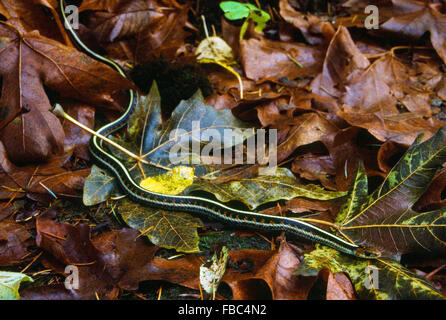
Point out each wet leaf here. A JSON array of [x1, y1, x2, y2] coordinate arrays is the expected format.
[[0, 22, 134, 164], [223, 241, 316, 299], [138, 89, 255, 175], [0, 218, 32, 266], [0, 0, 63, 41], [337, 128, 446, 257], [324, 269, 356, 300], [240, 38, 323, 82], [83, 0, 190, 63], [140, 166, 194, 195], [128, 81, 162, 146], [0, 271, 33, 300], [311, 26, 444, 145], [186, 167, 345, 210], [297, 246, 445, 300], [23, 217, 157, 300], [62, 101, 95, 161], [200, 246, 229, 298], [278, 0, 335, 45], [118, 199, 203, 253], [381, 1, 446, 65], [0, 141, 90, 201], [83, 165, 119, 206]]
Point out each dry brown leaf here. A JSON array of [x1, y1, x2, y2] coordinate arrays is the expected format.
[[23, 217, 157, 300], [382, 0, 446, 64], [0, 0, 63, 41], [0, 217, 32, 266], [0, 141, 90, 201], [240, 37, 323, 82], [0, 22, 135, 164], [223, 241, 315, 300], [279, 0, 335, 45], [323, 269, 357, 300], [83, 0, 190, 63]]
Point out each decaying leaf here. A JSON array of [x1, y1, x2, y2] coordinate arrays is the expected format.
[[22, 217, 158, 300], [83, 165, 119, 206], [336, 128, 446, 258], [0, 218, 32, 266], [200, 245, 229, 299], [381, 1, 446, 65], [297, 246, 445, 300], [81, 0, 191, 63], [4, 0, 446, 301], [187, 167, 345, 210], [0, 141, 90, 201], [118, 199, 203, 253], [0, 22, 134, 164]]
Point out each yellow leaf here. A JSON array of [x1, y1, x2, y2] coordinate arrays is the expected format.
[[196, 36, 235, 64], [139, 166, 195, 195]]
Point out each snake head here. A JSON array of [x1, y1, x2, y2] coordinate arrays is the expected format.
[[355, 245, 381, 259]]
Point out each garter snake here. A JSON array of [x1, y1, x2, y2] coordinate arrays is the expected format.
[[60, 0, 380, 259]]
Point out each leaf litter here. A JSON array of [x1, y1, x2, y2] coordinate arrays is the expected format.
[[1, 0, 446, 300]]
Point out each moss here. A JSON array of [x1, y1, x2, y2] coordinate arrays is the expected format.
[[130, 59, 212, 116]]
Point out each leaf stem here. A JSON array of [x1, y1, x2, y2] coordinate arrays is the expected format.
[[52, 104, 149, 165]]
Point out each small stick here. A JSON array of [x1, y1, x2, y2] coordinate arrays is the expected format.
[[52, 104, 149, 164]]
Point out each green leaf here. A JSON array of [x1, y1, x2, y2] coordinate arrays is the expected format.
[[83, 165, 119, 206], [139, 89, 255, 176], [0, 271, 33, 300], [118, 199, 203, 253], [219, 1, 270, 37], [338, 128, 446, 257], [220, 1, 251, 20], [247, 5, 271, 33], [296, 247, 445, 300], [186, 167, 346, 210], [335, 162, 369, 226], [128, 80, 162, 147]]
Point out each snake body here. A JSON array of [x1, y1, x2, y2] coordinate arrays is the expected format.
[[60, 0, 380, 259]]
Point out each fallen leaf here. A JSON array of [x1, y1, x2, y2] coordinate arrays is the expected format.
[[0, 141, 90, 201], [0, 218, 32, 266], [325, 270, 357, 300], [0, 22, 135, 163], [278, 0, 335, 45], [297, 246, 445, 300], [118, 198, 203, 253], [0, 271, 33, 300], [223, 241, 316, 299], [337, 130, 446, 257], [23, 217, 158, 299], [83, 0, 191, 63], [240, 37, 323, 82], [381, 0, 446, 65]]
